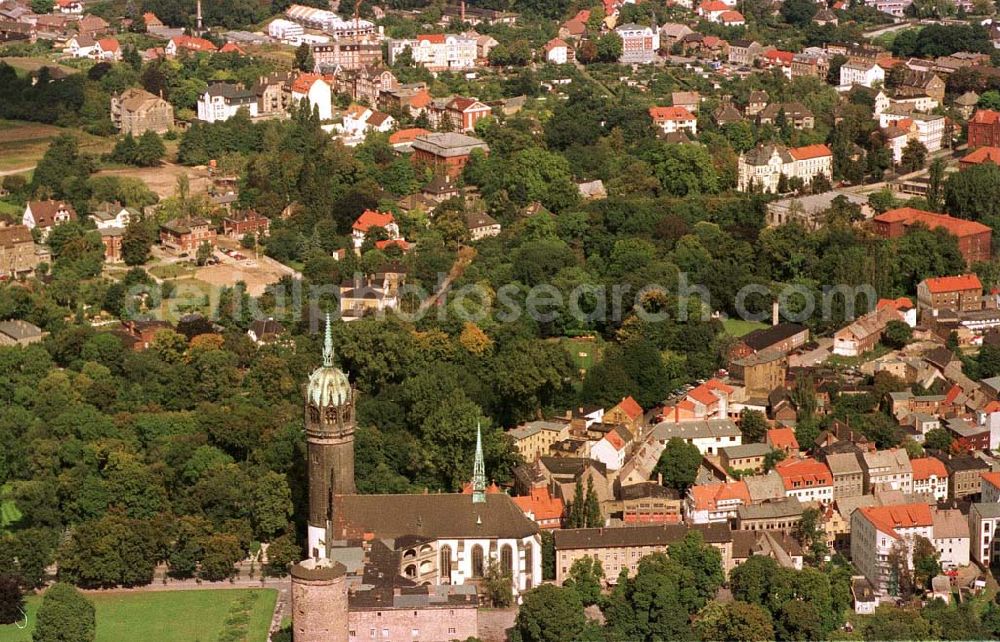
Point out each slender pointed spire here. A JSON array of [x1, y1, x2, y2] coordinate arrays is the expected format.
[[322, 312, 333, 367], [472, 421, 486, 504]]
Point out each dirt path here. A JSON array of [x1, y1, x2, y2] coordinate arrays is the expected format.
[[0, 165, 35, 176], [417, 245, 476, 315]]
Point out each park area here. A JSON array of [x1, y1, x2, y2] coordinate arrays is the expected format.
[[0, 589, 277, 642]]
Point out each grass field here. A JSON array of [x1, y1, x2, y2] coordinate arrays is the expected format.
[[0, 57, 77, 76], [561, 336, 602, 374], [0, 589, 277, 642], [0, 483, 20, 530], [0, 120, 113, 173], [721, 318, 768, 337]]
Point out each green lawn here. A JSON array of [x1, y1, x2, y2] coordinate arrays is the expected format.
[[561, 336, 602, 374], [721, 318, 767, 337], [0, 589, 277, 642], [0, 484, 21, 530], [148, 262, 197, 279], [0, 119, 113, 172]]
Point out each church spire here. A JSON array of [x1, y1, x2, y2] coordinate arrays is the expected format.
[[322, 312, 333, 368], [472, 421, 486, 504]]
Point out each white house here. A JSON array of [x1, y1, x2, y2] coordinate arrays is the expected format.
[[590, 431, 629, 471], [851, 503, 934, 595], [615, 23, 659, 64], [737, 143, 833, 193], [544, 38, 570, 64], [290, 73, 332, 121], [94, 38, 121, 62], [387, 34, 477, 71], [649, 106, 697, 136], [648, 418, 741, 456], [197, 83, 258, 123], [911, 457, 948, 502], [23, 200, 77, 241], [932, 508, 970, 571], [775, 458, 833, 504], [90, 205, 132, 231], [970, 502, 1000, 566], [64, 35, 98, 58], [685, 481, 750, 524], [56, 0, 83, 14], [351, 210, 400, 250], [267, 18, 305, 44], [840, 60, 885, 88]]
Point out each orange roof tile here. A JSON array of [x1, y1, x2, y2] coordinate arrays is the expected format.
[[219, 42, 245, 54], [615, 396, 643, 421], [910, 457, 947, 481], [417, 34, 446, 44], [689, 481, 750, 511], [512, 487, 564, 522], [291, 73, 323, 94], [705, 379, 734, 394], [763, 49, 794, 65], [766, 427, 799, 450], [97, 37, 119, 52], [875, 207, 992, 239], [944, 384, 962, 405], [857, 503, 933, 539], [775, 458, 832, 490], [982, 471, 1000, 488], [961, 146, 1000, 166], [171, 34, 216, 52], [389, 128, 430, 145], [877, 297, 913, 311], [375, 238, 411, 251], [353, 209, 395, 232], [984, 400, 1000, 413], [972, 109, 1000, 125], [720, 10, 744, 22], [789, 143, 832, 160], [922, 273, 982, 294], [604, 430, 626, 451], [649, 106, 696, 122], [699, 1, 730, 11]]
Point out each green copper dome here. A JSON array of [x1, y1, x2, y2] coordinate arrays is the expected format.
[[306, 314, 351, 408]]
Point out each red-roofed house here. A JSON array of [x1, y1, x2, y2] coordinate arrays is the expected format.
[[851, 503, 934, 594], [666, 378, 734, 421], [685, 481, 750, 523], [968, 109, 1000, 149], [775, 458, 833, 503], [877, 297, 916, 327], [389, 128, 430, 147], [512, 487, 564, 529], [544, 38, 572, 64], [916, 274, 982, 313], [352, 210, 400, 251], [591, 429, 631, 471], [57, 0, 83, 14], [766, 427, 799, 455], [290, 73, 332, 120], [697, 1, 730, 20], [23, 200, 77, 241], [143, 12, 162, 27], [166, 35, 217, 56], [649, 106, 697, 136], [873, 208, 991, 267], [95, 38, 121, 61], [606, 396, 644, 432], [960, 146, 1000, 170], [719, 10, 745, 25], [559, 10, 589, 39], [982, 471, 1000, 503], [441, 97, 491, 133], [219, 42, 245, 55], [912, 457, 948, 501]]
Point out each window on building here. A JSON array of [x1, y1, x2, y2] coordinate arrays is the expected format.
[[501, 544, 514, 577], [440, 545, 452, 583], [472, 544, 484, 578]]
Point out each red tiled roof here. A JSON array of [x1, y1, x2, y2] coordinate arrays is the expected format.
[[875, 207, 992, 238], [97, 37, 119, 52], [789, 143, 832, 160], [545, 38, 568, 51], [961, 146, 1000, 166], [699, 1, 729, 11], [984, 400, 1000, 413], [604, 431, 626, 451], [219, 42, 245, 54], [689, 481, 750, 511], [375, 238, 411, 251], [705, 379, 734, 394], [775, 458, 832, 490], [417, 34, 446, 44], [389, 128, 430, 145], [688, 385, 722, 406], [615, 396, 643, 421], [972, 109, 1000, 125], [763, 49, 794, 65], [720, 11, 744, 22], [512, 487, 564, 522], [171, 35, 216, 52], [449, 97, 486, 112], [944, 384, 962, 405], [353, 209, 395, 232], [922, 273, 982, 294], [858, 503, 932, 539], [877, 297, 913, 311], [982, 471, 1000, 489], [766, 427, 799, 450], [911, 457, 947, 481], [291, 73, 323, 94], [649, 106, 696, 122]]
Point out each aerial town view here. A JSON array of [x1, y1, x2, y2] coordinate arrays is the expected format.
[[10, 0, 1000, 640]]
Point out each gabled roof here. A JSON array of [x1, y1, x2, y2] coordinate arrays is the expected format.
[[961, 146, 1000, 166], [789, 144, 832, 160], [767, 427, 799, 451], [649, 106, 696, 122], [741, 322, 807, 352], [219, 42, 245, 55], [614, 396, 643, 421], [291, 72, 324, 94], [416, 33, 446, 44], [352, 210, 395, 232], [921, 273, 982, 294], [972, 109, 1000, 125], [877, 297, 913, 311], [689, 481, 750, 511], [911, 457, 947, 480], [699, 1, 729, 11], [981, 471, 1000, 489], [512, 487, 563, 522], [719, 11, 744, 23], [97, 37, 119, 52], [876, 207, 992, 238], [775, 458, 833, 490], [544, 37, 568, 51], [389, 128, 430, 145], [857, 503, 932, 539], [26, 200, 77, 228]]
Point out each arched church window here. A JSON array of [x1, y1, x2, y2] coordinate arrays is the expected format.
[[308, 406, 320, 423], [325, 406, 338, 422], [501, 545, 513, 577], [471, 545, 484, 578], [440, 545, 452, 583]]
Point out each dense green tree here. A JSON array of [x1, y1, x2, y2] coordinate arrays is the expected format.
[[694, 600, 775, 642], [863, 604, 934, 640], [655, 438, 702, 492], [563, 557, 604, 606], [944, 162, 1000, 222], [249, 471, 293, 541], [739, 408, 767, 443], [515, 585, 587, 642], [0, 574, 23, 625], [198, 533, 242, 581], [924, 428, 954, 452], [33, 583, 95, 642], [668, 530, 724, 601], [294, 42, 314, 71], [882, 320, 913, 349], [899, 140, 928, 173], [780, 0, 818, 26]]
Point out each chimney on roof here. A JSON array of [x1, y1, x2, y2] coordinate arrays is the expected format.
[[772, 300, 780, 326]]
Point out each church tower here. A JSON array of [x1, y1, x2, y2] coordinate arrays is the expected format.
[[305, 314, 356, 559]]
